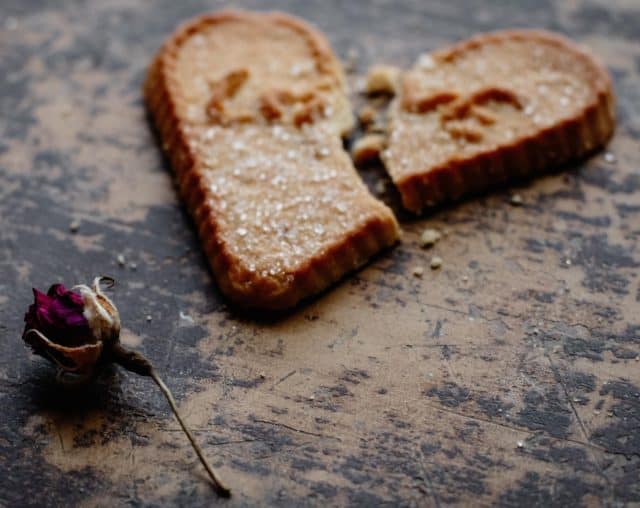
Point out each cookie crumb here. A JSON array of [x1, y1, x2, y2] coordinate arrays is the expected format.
[[510, 193, 523, 206], [367, 121, 387, 134], [430, 256, 443, 269], [69, 220, 80, 233], [411, 266, 424, 278], [352, 134, 386, 164], [516, 440, 524, 448], [358, 105, 377, 126], [117, 254, 126, 267], [365, 65, 400, 95], [419, 228, 441, 248], [146, 315, 152, 322], [462, 275, 469, 282]]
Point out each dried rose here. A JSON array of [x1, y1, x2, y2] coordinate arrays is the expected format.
[[23, 277, 120, 382], [22, 276, 230, 497]]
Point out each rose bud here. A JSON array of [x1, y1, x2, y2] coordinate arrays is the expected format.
[[23, 277, 120, 383], [22, 276, 230, 498]]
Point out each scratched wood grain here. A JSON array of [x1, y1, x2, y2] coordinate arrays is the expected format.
[[1, 0, 639, 506]]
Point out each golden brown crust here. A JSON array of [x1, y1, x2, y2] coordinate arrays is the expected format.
[[144, 10, 399, 310], [384, 30, 616, 213]]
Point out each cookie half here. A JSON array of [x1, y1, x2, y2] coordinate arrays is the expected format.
[[144, 10, 400, 310], [383, 30, 615, 213]]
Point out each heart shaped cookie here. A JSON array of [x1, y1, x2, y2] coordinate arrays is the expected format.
[[144, 10, 400, 310], [382, 30, 615, 212]]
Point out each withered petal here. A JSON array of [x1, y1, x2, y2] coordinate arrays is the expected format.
[[23, 329, 103, 375], [24, 285, 92, 347]]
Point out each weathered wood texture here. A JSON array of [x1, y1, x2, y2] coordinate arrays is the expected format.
[[1, 1, 639, 506]]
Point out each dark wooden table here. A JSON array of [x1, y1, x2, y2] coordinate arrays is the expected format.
[[1, 1, 639, 506]]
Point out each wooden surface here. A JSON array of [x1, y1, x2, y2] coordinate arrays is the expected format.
[[1, 1, 639, 506]]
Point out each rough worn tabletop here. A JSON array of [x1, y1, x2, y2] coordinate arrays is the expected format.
[[1, 0, 639, 506]]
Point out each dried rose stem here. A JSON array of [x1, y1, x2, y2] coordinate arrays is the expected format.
[[148, 369, 230, 497], [112, 345, 230, 497]]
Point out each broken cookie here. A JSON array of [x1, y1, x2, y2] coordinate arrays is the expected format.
[[144, 10, 399, 310], [383, 30, 615, 212]]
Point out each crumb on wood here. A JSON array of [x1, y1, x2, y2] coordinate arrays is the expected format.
[[419, 228, 441, 248], [412, 266, 424, 278], [117, 254, 126, 267], [430, 256, 442, 270], [510, 194, 523, 206], [352, 134, 386, 164], [69, 220, 80, 233], [365, 65, 401, 95]]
